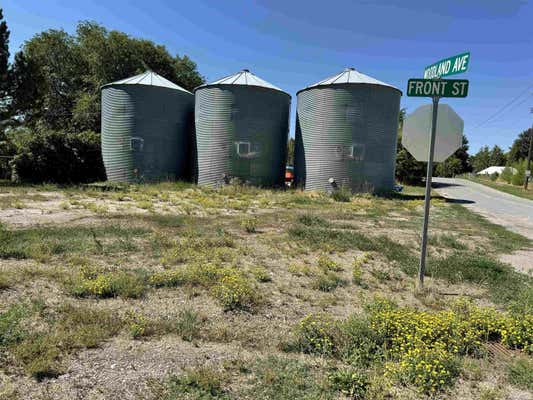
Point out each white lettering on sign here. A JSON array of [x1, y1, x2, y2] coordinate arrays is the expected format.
[[451, 54, 469, 74], [451, 81, 468, 96]]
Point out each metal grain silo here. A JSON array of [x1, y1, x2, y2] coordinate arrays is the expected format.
[[294, 68, 402, 192], [101, 71, 194, 182], [194, 69, 290, 187]]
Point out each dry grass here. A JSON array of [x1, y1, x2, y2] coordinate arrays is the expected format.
[[0, 181, 531, 399]]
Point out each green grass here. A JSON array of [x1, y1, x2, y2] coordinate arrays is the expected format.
[[427, 253, 532, 307], [465, 176, 533, 201], [288, 224, 415, 272], [507, 357, 533, 390], [157, 367, 231, 399], [11, 304, 123, 380], [248, 356, 333, 400], [0, 224, 150, 260]]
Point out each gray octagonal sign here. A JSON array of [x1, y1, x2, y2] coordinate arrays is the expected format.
[[402, 104, 464, 162]]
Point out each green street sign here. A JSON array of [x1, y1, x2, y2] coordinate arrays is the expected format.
[[407, 79, 469, 98], [424, 52, 470, 79]]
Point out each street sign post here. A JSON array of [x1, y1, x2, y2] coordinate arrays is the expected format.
[[424, 52, 470, 79], [407, 79, 469, 98], [405, 53, 469, 289]]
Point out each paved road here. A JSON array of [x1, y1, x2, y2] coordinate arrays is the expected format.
[[433, 178, 533, 273], [433, 178, 533, 240]]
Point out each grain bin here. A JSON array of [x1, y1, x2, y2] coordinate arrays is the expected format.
[[194, 69, 290, 187], [101, 71, 194, 182], [294, 68, 402, 192]]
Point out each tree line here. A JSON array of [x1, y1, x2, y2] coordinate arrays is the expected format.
[[0, 10, 204, 183], [394, 106, 532, 185]]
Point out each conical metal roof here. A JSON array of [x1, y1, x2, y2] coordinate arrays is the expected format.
[[298, 68, 401, 94], [102, 71, 191, 93], [196, 69, 288, 95]]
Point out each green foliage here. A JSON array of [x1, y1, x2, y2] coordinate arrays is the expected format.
[[427, 253, 532, 306], [212, 272, 258, 311], [0, 223, 147, 260], [289, 313, 338, 355], [12, 304, 123, 380], [241, 216, 258, 233], [328, 368, 369, 399], [501, 166, 514, 183], [175, 308, 203, 342], [10, 128, 105, 183], [435, 155, 463, 177], [163, 367, 230, 399], [0, 304, 29, 347], [250, 266, 271, 282], [72, 268, 147, 299], [249, 356, 332, 400], [508, 128, 532, 163], [511, 159, 526, 186], [296, 214, 329, 227], [507, 357, 533, 390], [395, 135, 425, 185], [471, 145, 491, 172], [312, 271, 347, 292], [489, 145, 507, 166], [489, 172, 498, 181], [331, 186, 351, 202]]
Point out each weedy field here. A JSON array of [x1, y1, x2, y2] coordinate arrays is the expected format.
[[0, 181, 532, 400]]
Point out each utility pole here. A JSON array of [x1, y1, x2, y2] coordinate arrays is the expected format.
[[525, 108, 533, 190]]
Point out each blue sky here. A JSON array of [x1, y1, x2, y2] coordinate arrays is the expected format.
[[3, 0, 533, 153]]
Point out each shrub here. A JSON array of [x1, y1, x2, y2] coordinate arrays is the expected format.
[[175, 308, 203, 342], [489, 172, 499, 181], [241, 217, 258, 233], [126, 311, 148, 339], [511, 160, 526, 186], [331, 186, 351, 202], [507, 357, 533, 390], [290, 313, 339, 355], [328, 368, 369, 399], [500, 166, 514, 183], [312, 271, 347, 292], [10, 128, 105, 184], [250, 266, 271, 282], [211, 273, 258, 311], [385, 346, 460, 394], [317, 255, 342, 272], [72, 270, 147, 299]]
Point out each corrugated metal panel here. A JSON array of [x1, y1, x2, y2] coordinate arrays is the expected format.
[[195, 73, 290, 187], [294, 76, 401, 193], [101, 77, 194, 182]]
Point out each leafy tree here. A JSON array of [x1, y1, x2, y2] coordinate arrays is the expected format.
[[435, 156, 463, 177], [395, 135, 425, 185], [470, 146, 491, 172], [0, 8, 8, 94], [10, 21, 205, 133], [5, 21, 205, 183], [287, 137, 295, 166], [10, 128, 105, 183], [508, 128, 533, 163], [454, 135, 471, 173], [489, 145, 506, 166]]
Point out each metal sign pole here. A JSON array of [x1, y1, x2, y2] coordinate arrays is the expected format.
[[418, 96, 439, 289]]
